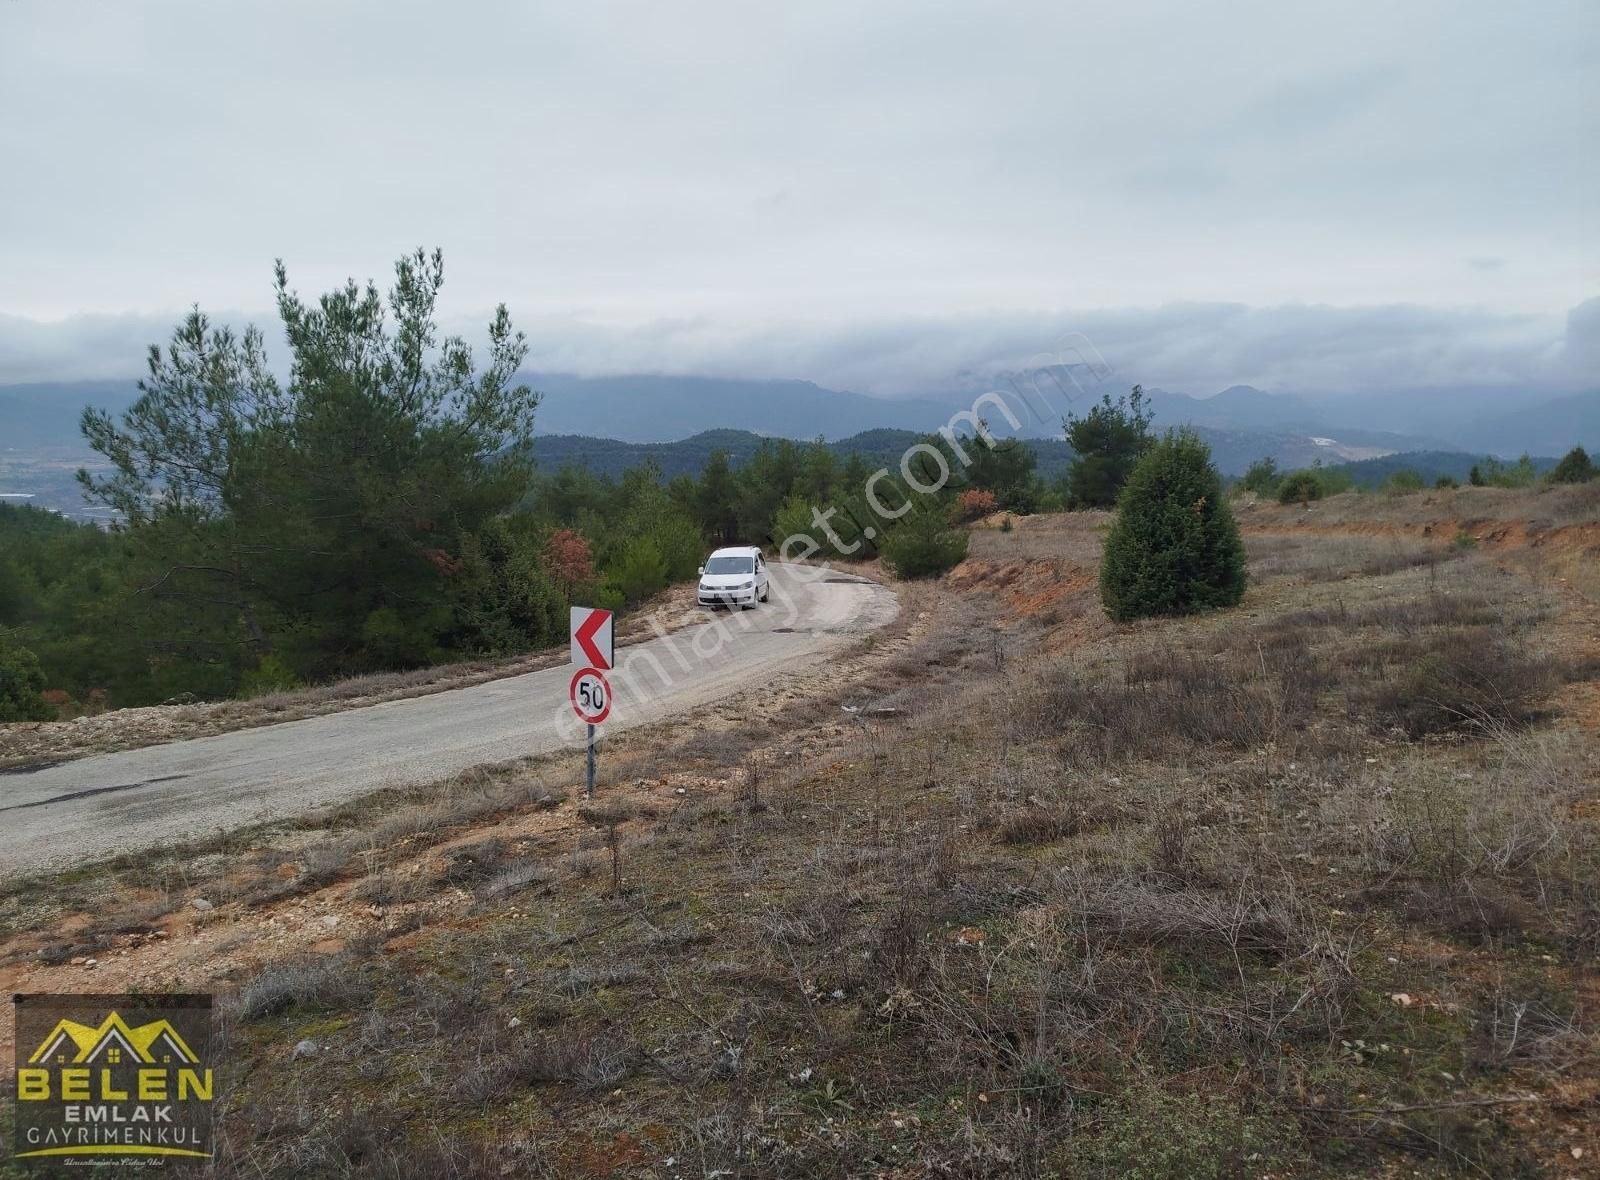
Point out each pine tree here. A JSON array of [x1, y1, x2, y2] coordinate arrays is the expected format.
[[1548, 446, 1596, 484], [1100, 429, 1246, 622], [879, 504, 969, 579], [1064, 384, 1154, 508]]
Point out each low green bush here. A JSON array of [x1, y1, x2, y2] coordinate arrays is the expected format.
[[1277, 471, 1323, 504], [0, 632, 54, 722], [879, 506, 969, 579]]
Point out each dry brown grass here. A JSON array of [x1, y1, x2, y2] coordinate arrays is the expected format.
[[1237, 480, 1600, 529], [5, 513, 1597, 1178]]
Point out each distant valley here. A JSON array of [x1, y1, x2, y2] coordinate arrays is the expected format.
[[2, 374, 1594, 514]]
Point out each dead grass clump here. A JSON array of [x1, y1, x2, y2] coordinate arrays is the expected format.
[[95, 898, 172, 935], [1363, 628, 1554, 737], [674, 727, 758, 768], [1035, 652, 1273, 764], [476, 858, 549, 901], [474, 1027, 633, 1094], [1068, 878, 1305, 958], [217, 1106, 525, 1180], [1246, 534, 1448, 584], [365, 773, 562, 850], [245, 842, 357, 906], [348, 869, 426, 907], [1073, 1088, 1285, 1180], [432, 837, 509, 887], [553, 963, 644, 995], [995, 804, 1081, 845], [238, 956, 371, 1021], [1402, 880, 1543, 945], [1347, 587, 1519, 630]]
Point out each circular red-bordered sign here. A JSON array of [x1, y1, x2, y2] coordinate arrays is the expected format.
[[570, 666, 612, 724]]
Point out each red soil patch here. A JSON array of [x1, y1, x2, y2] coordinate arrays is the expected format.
[[946, 558, 1096, 620]]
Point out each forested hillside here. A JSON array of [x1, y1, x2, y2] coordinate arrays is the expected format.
[[530, 428, 1077, 481], [0, 254, 1043, 714]]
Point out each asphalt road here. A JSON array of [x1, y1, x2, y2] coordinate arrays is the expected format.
[[0, 566, 898, 877]]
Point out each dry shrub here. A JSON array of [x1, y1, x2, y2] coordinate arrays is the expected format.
[[759, 892, 854, 950], [1361, 731, 1592, 944], [1149, 810, 1198, 883], [871, 900, 934, 987], [1067, 879, 1305, 956], [1469, 976, 1591, 1074], [457, 1027, 632, 1101], [476, 858, 548, 900], [1363, 628, 1554, 737], [432, 837, 508, 886], [996, 804, 1081, 845], [1402, 880, 1543, 944], [238, 956, 371, 1020], [1033, 651, 1274, 764]]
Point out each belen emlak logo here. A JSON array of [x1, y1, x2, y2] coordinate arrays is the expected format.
[[12, 994, 216, 1163]]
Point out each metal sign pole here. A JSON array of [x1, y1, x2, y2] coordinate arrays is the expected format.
[[586, 723, 596, 799]]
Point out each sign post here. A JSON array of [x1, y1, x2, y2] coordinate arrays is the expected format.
[[568, 608, 614, 799]]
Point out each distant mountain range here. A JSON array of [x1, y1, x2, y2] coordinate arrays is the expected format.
[[527, 428, 1553, 487], [0, 380, 140, 449], [512, 374, 1599, 466], [2, 375, 1595, 482], [529, 428, 933, 481], [524, 373, 955, 442]]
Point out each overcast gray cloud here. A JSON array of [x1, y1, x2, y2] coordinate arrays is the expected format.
[[1, 0, 1594, 395]]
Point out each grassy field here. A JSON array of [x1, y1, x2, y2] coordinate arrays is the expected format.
[[2, 488, 1597, 1178]]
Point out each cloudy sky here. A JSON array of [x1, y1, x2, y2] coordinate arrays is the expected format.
[[1, 0, 1595, 395]]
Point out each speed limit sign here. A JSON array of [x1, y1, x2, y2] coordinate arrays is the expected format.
[[569, 666, 612, 725]]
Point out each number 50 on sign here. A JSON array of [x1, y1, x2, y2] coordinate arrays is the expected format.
[[570, 667, 611, 724]]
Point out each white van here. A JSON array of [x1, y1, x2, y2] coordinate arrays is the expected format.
[[697, 546, 769, 609]]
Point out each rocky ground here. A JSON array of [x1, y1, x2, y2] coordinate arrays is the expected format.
[[1, 487, 1596, 1178]]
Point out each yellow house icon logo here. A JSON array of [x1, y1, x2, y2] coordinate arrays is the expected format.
[[28, 1011, 202, 1067], [14, 1000, 215, 1163]]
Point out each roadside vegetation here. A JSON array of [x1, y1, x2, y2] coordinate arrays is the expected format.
[[0, 256, 1034, 717], [6, 292, 1587, 725], [1, 485, 1595, 1177]]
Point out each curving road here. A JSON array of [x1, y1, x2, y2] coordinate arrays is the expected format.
[[0, 565, 898, 877]]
